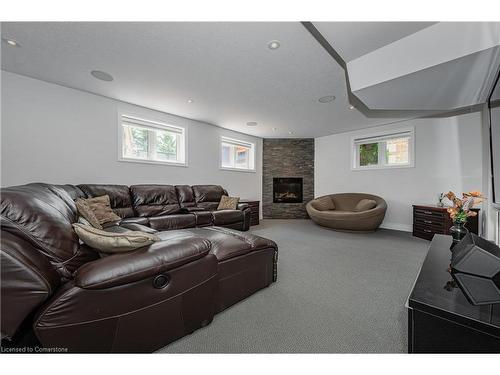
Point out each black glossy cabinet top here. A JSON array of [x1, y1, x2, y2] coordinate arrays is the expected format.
[[408, 235, 500, 336]]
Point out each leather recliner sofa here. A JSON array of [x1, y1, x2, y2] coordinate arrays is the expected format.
[[0, 183, 278, 353], [70, 183, 252, 231]]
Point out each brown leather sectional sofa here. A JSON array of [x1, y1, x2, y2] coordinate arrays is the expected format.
[[1, 183, 278, 353]]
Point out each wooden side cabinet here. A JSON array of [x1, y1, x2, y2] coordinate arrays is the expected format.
[[240, 200, 260, 226], [412, 204, 479, 241]]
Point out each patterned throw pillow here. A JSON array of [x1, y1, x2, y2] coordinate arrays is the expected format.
[[217, 196, 240, 210], [75, 195, 122, 229], [73, 223, 160, 253]]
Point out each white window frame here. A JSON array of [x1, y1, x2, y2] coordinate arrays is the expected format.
[[351, 126, 415, 170], [118, 113, 187, 167], [219, 136, 256, 173]]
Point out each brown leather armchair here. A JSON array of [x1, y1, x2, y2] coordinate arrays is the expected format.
[[1, 183, 277, 352]]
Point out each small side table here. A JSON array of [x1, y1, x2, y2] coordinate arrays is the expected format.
[[240, 200, 260, 226]]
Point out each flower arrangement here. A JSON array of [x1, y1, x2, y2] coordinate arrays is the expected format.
[[445, 191, 485, 223]]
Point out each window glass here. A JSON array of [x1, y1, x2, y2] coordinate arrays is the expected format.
[[120, 115, 185, 165]]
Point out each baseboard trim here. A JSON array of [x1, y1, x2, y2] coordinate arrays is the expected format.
[[380, 222, 412, 232]]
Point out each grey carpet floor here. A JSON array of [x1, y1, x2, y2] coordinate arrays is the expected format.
[[158, 219, 429, 353]]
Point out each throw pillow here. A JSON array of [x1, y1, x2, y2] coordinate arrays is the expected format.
[[217, 196, 240, 210], [311, 196, 335, 211], [353, 199, 377, 212], [72, 223, 160, 253], [76, 195, 121, 229]]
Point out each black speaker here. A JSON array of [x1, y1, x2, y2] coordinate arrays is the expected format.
[[451, 233, 500, 305]]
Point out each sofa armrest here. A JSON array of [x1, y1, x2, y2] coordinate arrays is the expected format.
[[237, 203, 249, 211], [1, 231, 61, 339], [238, 204, 252, 231], [74, 237, 211, 290]]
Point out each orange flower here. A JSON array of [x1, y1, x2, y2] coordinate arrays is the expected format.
[[465, 191, 483, 198], [445, 191, 456, 201], [444, 190, 483, 222]]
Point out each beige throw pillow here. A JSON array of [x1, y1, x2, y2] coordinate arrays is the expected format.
[[217, 196, 240, 210], [311, 196, 335, 211], [353, 199, 377, 212], [76, 195, 121, 229], [73, 223, 160, 253]]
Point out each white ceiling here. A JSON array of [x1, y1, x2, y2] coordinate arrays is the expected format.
[[1, 22, 408, 138], [313, 22, 437, 62]]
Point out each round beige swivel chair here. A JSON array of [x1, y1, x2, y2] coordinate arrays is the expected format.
[[306, 193, 387, 232]]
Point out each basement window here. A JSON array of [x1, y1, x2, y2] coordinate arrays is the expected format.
[[220, 137, 255, 172], [352, 127, 414, 170], [119, 115, 186, 166]]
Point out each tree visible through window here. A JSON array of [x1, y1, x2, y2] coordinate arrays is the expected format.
[[353, 129, 414, 169], [359, 142, 378, 166], [120, 115, 185, 165], [156, 132, 177, 161]]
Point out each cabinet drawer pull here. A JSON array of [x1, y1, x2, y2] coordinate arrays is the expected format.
[[424, 211, 433, 215], [424, 220, 432, 224], [424, 229, 432, 233]]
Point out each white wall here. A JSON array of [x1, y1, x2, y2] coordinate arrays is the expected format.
[[315, 112, 484, 232], [1, 72, 262, 203]]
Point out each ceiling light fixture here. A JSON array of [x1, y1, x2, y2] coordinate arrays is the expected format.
[[267, 40, 281, 50], [318, 95, 336, 103], [272, 127, 277, 132], [2, 38, 20, 47], [349, 105, 355, 110], [90, 70, 114, 82], [187, 99, 194, 103], [288, 131, 294, 135], [246, 121, 258, 127]]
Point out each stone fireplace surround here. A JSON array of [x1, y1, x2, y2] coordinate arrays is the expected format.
[[262, 138, 314, 219]]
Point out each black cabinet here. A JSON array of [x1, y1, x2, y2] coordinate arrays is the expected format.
[[407, 235, 500, 353]]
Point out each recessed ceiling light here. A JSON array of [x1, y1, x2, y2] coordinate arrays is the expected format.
[[288, 131, 294, 135], [349, 105, 355, 110], [246, 121, 258, 127], [187, 99, 194, 103], [318, 95, 336, 103], [90, 70, 114, 82], [2, 38, 20, 47], [267, 40, 281, 50], [272, 127, 278, 132]]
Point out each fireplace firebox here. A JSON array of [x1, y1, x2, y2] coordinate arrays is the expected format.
[[273, 177, 303, 203]]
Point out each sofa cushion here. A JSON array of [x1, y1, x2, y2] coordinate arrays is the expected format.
[[78, 184, 134, 218], [212, 210, 244, 225], [74, 233, 212, 289], [157, 227, 277, 262], [354, 199, 377, 212], [73, 223, 160, 254], [311, 196, 335, 211], [130, 185, 181, 217], [175, 185, 196, 208], [76, 195, 122, 229], [149, 214, 197, 231], [217, 196, 240, 210], [192, 185, 227, 210]]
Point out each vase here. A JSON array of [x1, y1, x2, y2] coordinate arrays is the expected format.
[[450, 221, 468, 249]]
